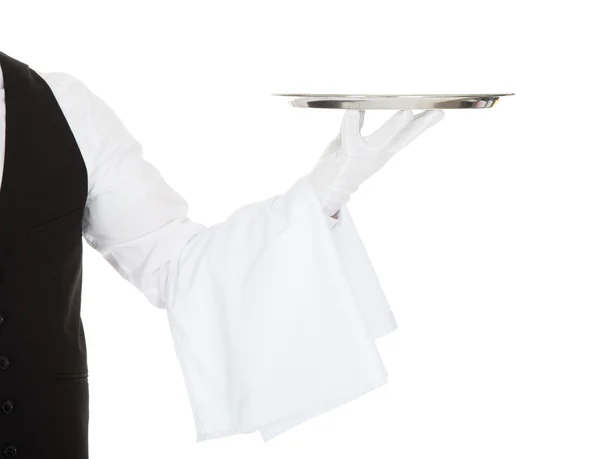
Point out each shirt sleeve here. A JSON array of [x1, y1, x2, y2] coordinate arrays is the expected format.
[[41, 70, 398, 441]]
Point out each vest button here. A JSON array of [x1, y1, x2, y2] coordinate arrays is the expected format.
[[2, 444, 17, 457], [0, 356, 9, 370], [1, 400, 13, 414], [0, 313, 4, 326]]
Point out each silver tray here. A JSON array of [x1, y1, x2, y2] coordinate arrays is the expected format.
[[273, 93, 514, 109]]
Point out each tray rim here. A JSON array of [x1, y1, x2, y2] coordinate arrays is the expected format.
[[272, 93, 515, 110], [272, 93, 515, 98]]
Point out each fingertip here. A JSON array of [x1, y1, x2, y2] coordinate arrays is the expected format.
[[387, 109, 413, 131], [395, 109, 414, 122], [413, 109, 444, 128], [427, 109, 445, 124], [342, 109, 365, 140], [343, 109, 362, 125]]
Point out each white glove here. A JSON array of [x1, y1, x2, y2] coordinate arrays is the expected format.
[[309, 109, 445, 217]]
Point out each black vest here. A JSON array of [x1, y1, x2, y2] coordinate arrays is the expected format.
[[0, 51, 90, 458]]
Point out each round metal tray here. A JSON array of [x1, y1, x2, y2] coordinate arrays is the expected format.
[[273, 93, 514, 109]]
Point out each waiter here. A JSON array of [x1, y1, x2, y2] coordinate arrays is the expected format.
[[0, 50, 443, 457]]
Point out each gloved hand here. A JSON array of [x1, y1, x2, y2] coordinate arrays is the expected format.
[[309, 109, 445, 217]]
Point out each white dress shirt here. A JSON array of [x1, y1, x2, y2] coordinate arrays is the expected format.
[[0, 65, 397, 441]]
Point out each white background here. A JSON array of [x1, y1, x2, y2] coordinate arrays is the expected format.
[[1, 1, 598, 458]]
